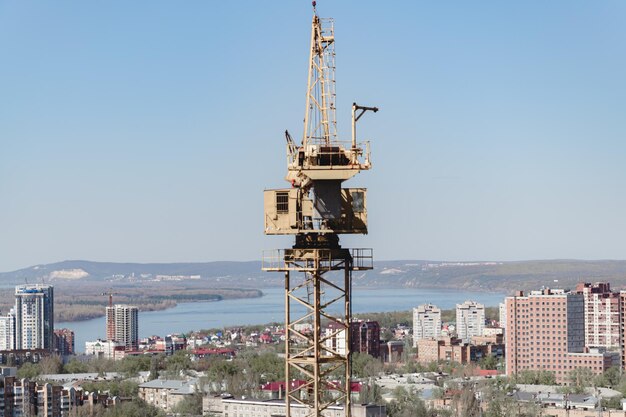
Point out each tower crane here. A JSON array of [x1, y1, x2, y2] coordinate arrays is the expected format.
[[101, 289, 120, 341], [101, 290, 120, 308], [263, 3, 378, 417]]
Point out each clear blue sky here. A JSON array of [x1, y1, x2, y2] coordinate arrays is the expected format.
[[1, 1, 625, 272]]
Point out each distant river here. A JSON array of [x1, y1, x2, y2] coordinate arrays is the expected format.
[[58, 287, 505, 353]]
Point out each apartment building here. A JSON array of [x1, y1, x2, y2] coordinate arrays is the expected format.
[[412, 304, 441, 346], [575, 282, 620, 349], [0, 376, 82, 416], [105, 305, 139, 350], [139, 378, 198, 412], [324, 320, 380, 358], [456, 301, 485, 343], [53, 329, 74, 356], [204, 395, 387, 417], [0, 310, 15, 351], [351, 321, 380, 358], [505, 289, 619, 384], [14, 285, 54, 351], [499, 302, 506, 329], [416, 335, 504, 364]]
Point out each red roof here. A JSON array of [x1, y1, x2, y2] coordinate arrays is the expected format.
[[476, 369, 499, 377], [325, 381, 362, 392]]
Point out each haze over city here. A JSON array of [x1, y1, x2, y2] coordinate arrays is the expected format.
[[2, 1, 626, 272]]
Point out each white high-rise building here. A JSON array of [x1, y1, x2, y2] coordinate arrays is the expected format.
[[499, 302, 507, 329], [106, 305, 139, 350], [0, 309, 16, 351], [456, 300, 485, 343], [15, 284, 54, 350], [412, 304, 441, 346]]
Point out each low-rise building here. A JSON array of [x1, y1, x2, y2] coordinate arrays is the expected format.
[[379, 340, 404, 363], [85, 339, 125, 360], [138, 378, 199, 412], [203, 395, 387, 417], [416, 336, 504, 364]]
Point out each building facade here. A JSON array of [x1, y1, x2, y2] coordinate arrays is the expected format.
[[85, 339, 125, 360], [413, 304, 441, 346], [575, 282, 620, 349], [0, 376, 83, 417], [14, 285, 54, 351], [505, 289, 619, 384], [456, 301, 484, 343], [105, 305, 139, 350], [53, 329, 75, 356], [323, 321, 380, 358], [350, 321, 380, 358], [139, 378, 198, 412], [499, 302, 507, 329], [0, 310, 16, 351], [204, 396, 386, 417]]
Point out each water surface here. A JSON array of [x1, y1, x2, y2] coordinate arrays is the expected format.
[[58, 286, 505, 352]]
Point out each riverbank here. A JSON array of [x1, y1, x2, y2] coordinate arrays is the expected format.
[[59, 286, 506, 352], [0, 286, 264, 323]]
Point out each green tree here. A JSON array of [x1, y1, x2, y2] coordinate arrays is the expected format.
[[166, 351, 192, 379], [568, 367, 594, 394], [450, 385, 480, 417], [17, 362, 40, 379], [515, 369, 555, 385], [352, 353, 383, 379], [595, 365, 621, 388], [64, 358, 89, 374], [483, 378, 518, 417], [247, 351, 284, 382], [118, 355, 152, 378], [602, 395, 623, 410], [149, 356, 160, 381], [387, 386, 434, 417], [479, 355, 498, 371], [39, 355, 63, 375], [358, 381, 382, 404]]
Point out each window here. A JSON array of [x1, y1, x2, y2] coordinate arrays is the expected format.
[[351, 191, 365, 213], [276, 192, 289, 213]]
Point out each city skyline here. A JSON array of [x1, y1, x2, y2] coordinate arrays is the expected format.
[[2, 1, 626, 272]]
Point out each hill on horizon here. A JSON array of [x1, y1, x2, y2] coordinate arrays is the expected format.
[[2, 259, 626, 295]]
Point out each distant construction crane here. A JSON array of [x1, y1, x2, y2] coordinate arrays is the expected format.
[[263, 3, 378, 417], [101, 289, 120, 341]]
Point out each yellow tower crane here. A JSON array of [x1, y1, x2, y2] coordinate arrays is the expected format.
[[263, 3, 378, 417]]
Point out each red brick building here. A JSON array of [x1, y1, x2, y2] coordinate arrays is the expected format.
[[53, 328, 75, 356], [505, 288, 619, 384]]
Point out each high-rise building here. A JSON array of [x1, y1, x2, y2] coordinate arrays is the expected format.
[[456, 301, 485, 343], [53, 328, 75, 356], [505, 288, 619, 384], [105, 305, 139, 350], [0, 309, 15, 351], [498, 302, 507, 329], [15, 285, 54, 351], [412, 304, 441, 346], [574, 282, 620, 349]]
